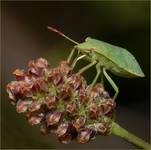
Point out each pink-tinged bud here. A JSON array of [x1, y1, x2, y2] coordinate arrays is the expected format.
[[78, 89, 87, 103], [13, 69, 26, 81], [88, 103, 99, 119], [28, 59, 35, 68], [16, 100, 32, 113], [106, 99, 115, 107], [94, 123, 107, 134], [100, 99, 115, 115], [58, 133, 72, 144], [90, 83, 104, 98], [59, 85, 71, 100], [77, 128, 95, 144], [40, 123, 50, 135], [68, 74, 82, 90], [27, 113, 45, 125], [35, 58, 49, 69], [28, 67, 40, 76], [20, 82, 33, 98], [73, 116, 86, 131], [102, 91, 110, 98], [28, 58, 48, 76], [48, 68, 62, 85], [56, 123, 69, 137], [6, 81, 22, 103], [28, 101, 42, 112], [56, 123, 76, 143], [28, 60, 40, 76], [46, 112, 62, 126], [66, 102, 77, 114], [23, 80, 41, 94], [34, 77, 48, 92], [44, 95, 57, 109], [30, 83, 40, 94], [59, 61, 71, 75]]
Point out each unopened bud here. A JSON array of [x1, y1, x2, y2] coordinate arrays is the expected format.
[[44, 95, 57, 109], [66, 102, 77, 114], [58, 133, 72, 144], [16, 100, 32, 113], [59, 61, 71, 75], [46, 112, 62, 126], [94, 123, 107, 134], [13, 69, 26, 81], [88, 103, 99, 119], [40, 123, 50, 135], [73, 116, 86, 131], [28, 101, 42, 112], [27, 113, 44, 125], [77, 128, 95, 144]]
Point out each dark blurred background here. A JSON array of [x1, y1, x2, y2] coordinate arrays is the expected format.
[[1, 1, 150, 149]]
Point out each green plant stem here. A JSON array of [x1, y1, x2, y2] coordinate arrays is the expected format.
[[111, 121, 151, 150]]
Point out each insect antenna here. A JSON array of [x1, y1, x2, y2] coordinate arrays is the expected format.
[[47, 26, 79, 45]]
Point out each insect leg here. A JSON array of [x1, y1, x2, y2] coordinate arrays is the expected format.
[[67, 48, 76, 63], [101, 67, 104, 85], [71, 54, 87, 69], [90, 62, 101, 88], [103, 68, 119, 100], [78, 61, 97, 74]]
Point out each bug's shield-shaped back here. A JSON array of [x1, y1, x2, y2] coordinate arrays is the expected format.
[[76, 37, 145, 78]]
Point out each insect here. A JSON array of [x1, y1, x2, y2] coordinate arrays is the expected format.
[[47, 26, 145, 100]]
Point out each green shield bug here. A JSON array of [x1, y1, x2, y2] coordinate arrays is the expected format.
[[48, 26, 145, 100]]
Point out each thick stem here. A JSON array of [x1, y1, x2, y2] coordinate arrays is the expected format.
[[111, 122, 150, 150]]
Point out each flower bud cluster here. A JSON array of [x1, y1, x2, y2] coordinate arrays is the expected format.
[[6, 58, 116, 144]]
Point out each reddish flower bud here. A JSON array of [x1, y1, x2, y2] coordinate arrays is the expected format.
[[56, 123, 69, 137], [28, 67, 40, 76], [100, 99, 115, 115], [59, 61, 71, 76], [68, 74, 83, 90], [102, 91, 110, 98], [40, 123, 50, 135], [77, 128, 95, 144], [56, 123, 76, 144], [44, 95, 57, 109], [90, 83, 104, 98], [28, 101, 42, 112], [48, 68, 62, 85], [27, 113, 45, 125], [66, 102, 77, 114], [59, 84, 71, 100], [94, 123, 107, 134], [58, 133, 72, 144], [28, 58, 48, 76], [6, 81, 22, 103], [16, 100, 32, 113], [34, 77, 48, 92], [88, 103, 99, 119], [13, 69, 26, 81], [46, 112, 62, 126], [78, 89, 87, 103], [106, 99, 115, 107], [73, 116, 86, 131], [28, 60, 41, 76], [20, 82, 34, 98], [35, 58, 49, 69]]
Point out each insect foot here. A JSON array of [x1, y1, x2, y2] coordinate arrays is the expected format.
[[6, 57, 116, 144]]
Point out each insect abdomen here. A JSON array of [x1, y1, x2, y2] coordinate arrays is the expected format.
[[94, 53, 137, 78], [85, 38, 145, 78]]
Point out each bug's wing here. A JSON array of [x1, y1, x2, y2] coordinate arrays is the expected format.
[[83, 37, 144, 77]]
